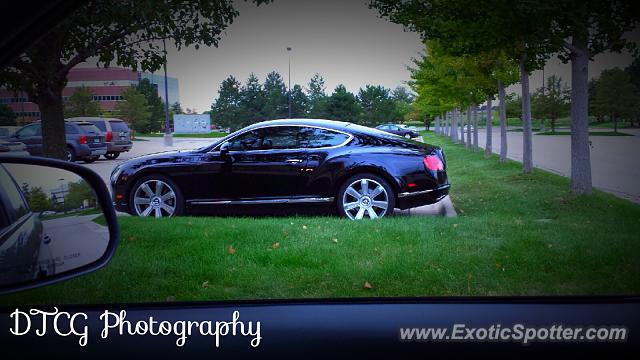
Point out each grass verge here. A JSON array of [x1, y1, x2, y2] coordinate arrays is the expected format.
[[2, 132, 639, 305]]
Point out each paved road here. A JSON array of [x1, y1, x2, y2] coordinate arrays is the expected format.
[[455, 128, 640, 203], [83, 136, 456, 217], [41, 214, 109, 274]]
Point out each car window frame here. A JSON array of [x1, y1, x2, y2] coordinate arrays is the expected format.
[[15, 124, 39, 138], [215, 124, 354, 153]]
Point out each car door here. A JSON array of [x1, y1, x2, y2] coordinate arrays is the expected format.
[[225, 126, 309, 200], [11, 124, 42, 155]]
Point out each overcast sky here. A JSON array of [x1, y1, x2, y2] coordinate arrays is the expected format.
[[90, 0, 638, 112]]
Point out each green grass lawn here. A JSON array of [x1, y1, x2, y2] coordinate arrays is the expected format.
[[2, 132, 639, 305], [137, 132, 227, 138]]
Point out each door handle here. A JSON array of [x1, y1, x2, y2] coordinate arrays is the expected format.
[[285, 159, 304, 164]]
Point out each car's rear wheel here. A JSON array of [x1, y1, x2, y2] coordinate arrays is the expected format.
[[65, 147, 76, 162], [404, 133, 412, 139], [130, 175, 184, 218], [337, 173, 395, 220], [104, 152, 120, 160]]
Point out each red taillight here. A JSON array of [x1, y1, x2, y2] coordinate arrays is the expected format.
[[423, 155, 444, 171], [79, 135, 87, 144], [106, 131, 113, 142]]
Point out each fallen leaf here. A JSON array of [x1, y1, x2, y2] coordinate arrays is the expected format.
[[272, 242, 281, 249], [283, 229, 289, 237], [302, 225, 308, 230], [547, 244, 553, 248], [363, 281, 373, 289], [453, 223, 459, 228], [331, 237, 338, 244], [166, 296, 175, 302], [227, 246, 236, 254], [202, 281, 209, 288], [128, 235, 135, 241]]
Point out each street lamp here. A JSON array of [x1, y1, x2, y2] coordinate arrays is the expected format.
[[287, 47, 292, 118], [163, 38, 173, 147]]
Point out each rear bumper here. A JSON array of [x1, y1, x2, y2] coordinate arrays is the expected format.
[[396, 184, 450, 210], [75, 144, 107, 158], [107, 142, 133, 152]]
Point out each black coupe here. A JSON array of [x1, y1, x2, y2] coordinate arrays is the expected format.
[[110, 119, 450, 220]]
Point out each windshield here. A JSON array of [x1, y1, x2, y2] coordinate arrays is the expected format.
[[0, 0, 639, 306]]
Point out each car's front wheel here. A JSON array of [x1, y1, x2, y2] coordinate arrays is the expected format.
[[337, 173, 395, 220], [130, 175, 184, 218], [65, 147, 76, 162]]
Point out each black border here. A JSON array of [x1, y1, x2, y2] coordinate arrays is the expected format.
[[0, 155, 119, 295]]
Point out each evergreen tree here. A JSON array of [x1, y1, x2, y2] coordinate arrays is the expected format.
[[211, 75, 242, 130], [325, 85, 362, 122], [263, 71, 288, 119]]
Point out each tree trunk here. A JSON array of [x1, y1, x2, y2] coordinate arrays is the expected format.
[[36, 88, 67, 160], [498, 80, 508, 162], [551, 117, 556, 133], [459, 109, 465, 146], [485, 99, 492, 157], [569, 32, 592, 194], [451, 108, 458, 142], [435, 115, 440, 134], [466, 106, 471, 148], [472, 106, 478, 150], [520, 53, 533, 173], [613, 114, 618, 133]]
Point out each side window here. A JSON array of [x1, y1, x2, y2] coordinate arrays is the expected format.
[[16, 124, 38, 137], [90, 121, 107, 131], [65, 123, 79, 134], [0, 165, 29, 223], [298, 127, 351, 149], [229, 130, 262, 151], [261, 127, 300, 150]]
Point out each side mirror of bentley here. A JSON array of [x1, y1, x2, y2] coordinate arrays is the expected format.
[[219, 141, 230, 155], [0, 156, 119, 294]]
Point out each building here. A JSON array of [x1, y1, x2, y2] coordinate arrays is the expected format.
[[0, 67, 180, 123]]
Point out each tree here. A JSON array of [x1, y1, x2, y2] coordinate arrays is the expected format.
[[532, 75, 570, 132], [371, 0, 560, 172], [211, 75, 242, 130], [505, 94, 522, 119], [63, 86, 102, 118], [115, 87, 151, 132], [170, 102, 183, 115], [0, 104, 17, 126], [65, 180, 95, 209], [0, 0, 269, 159], [238, 73, 266, 126], [290, 84, 308, 118], [551, 0, 639, 193], [592, 68, 639, 132], [358, 85, 395, 126], [307, 73, 328, 118], [27, 187, 51, 212], [325, 85, 362, 122], [263, 71, 288, 119], [134, 78, 165, 132]]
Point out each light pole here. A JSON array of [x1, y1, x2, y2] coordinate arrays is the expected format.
[[163, 38, 173, 147], [287, 47, 292, 118]]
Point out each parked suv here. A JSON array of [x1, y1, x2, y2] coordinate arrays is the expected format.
[[67, 117, 132, 160], [8, 121, 106, 163]]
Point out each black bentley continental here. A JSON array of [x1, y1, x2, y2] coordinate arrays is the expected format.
[[110, 119, 450, 220]]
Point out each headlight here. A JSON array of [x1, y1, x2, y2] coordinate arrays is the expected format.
[[110, 166, 123, 183]]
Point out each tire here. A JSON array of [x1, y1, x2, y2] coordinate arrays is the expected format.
[[104, 152, 120, 160], [83, 156, 99, 163], [337, 173, 395, 220], [129, 174, 184, 218], [404, 133, 412, 139], [65, 147, 76, 162]]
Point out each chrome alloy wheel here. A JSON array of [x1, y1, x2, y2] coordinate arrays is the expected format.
[[133, 179, 177, 218], [342, 178, 389, 220]]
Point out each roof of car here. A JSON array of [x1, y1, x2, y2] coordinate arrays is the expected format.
[[66, 117, 125, 122]]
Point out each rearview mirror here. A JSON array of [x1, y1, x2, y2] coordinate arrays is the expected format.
[[0, 157, 118, 294]]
